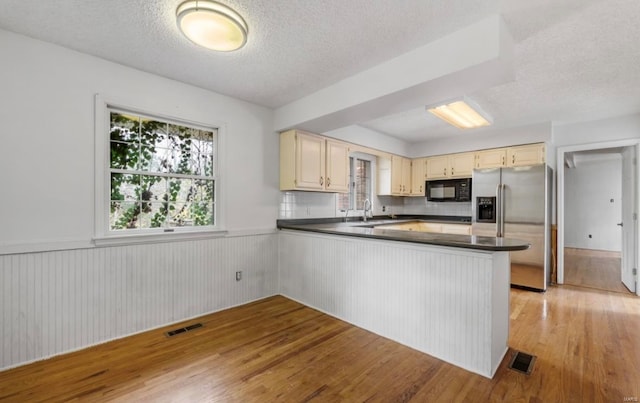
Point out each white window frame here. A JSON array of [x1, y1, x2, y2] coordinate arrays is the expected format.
[[93, 94, 226, 246], [338, 152, 376, 216]]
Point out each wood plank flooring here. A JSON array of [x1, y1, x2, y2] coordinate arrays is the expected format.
[[1, 287, 639, 402], [564, 247, 629, 293]]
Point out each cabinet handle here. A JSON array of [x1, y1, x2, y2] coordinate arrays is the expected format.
[[320, 176, 324, 186], [420, 185, 423, 192], [327, 177, 331, 187], [502, 155, 505, 165], [443, 168, 446, 175], [451, 168, 454, 176], [512, 155, 515, 164]]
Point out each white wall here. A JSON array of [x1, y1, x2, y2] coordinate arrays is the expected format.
[[324, 125, 409, 157], [553, 113, 640, 147], [564, 156, 622, 251], [0, 28, 279, 252], [0, 29, 280, 370]]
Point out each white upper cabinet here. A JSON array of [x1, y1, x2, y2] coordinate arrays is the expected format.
[[294, 131, 325, 190], [282, 128, 547, 196], [475, 144, 545, 169], [325, 140, 350, 192], [280, 130, 349, 192], [400, 157, 412, 195], [379, 154, 411, 196], [390, 155, 404, 195], [507, 143, 545, 167], [425, 155, 449, 180], [426, 153, 474, 180], [475, 148, 507, 169], [449, 152, 475, 178], [410, 158, 427, 196]]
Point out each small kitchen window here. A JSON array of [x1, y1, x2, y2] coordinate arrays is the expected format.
[[338, 154, 374, 213]]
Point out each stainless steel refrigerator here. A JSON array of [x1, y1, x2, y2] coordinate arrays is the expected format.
[[472, 165, 553, 291]]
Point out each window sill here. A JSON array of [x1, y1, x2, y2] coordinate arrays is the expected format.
[[93, 229, 228, 247]]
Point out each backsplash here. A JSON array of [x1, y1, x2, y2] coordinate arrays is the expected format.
[[279, 191, 337, 219], [279, 191, 470, 219]]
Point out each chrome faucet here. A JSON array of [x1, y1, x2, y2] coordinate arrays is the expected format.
[[363, 199, 372, 222]]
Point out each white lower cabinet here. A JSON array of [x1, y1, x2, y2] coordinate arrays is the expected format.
[[441, 224, 472, 235], [375, 221, 470, 235]]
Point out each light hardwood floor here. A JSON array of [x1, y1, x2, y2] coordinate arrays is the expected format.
[[1, 287, 639, 402], [564, 247, 629, 293]]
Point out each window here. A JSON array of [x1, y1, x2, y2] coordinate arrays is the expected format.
[[106, 109, 217, 233], [338, 155, 373, 211]]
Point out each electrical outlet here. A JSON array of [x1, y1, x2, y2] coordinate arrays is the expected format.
[[235, 271, 242, 281], [382, 205, 386, 212]]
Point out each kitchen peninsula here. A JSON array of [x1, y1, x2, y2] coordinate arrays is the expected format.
[[277, 218, 529, 378]]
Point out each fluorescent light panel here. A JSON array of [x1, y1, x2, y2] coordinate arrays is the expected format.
[[427, 97, 492, 129]]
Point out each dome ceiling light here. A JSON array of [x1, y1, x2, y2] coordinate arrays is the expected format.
[[176, 0, 248, 52]]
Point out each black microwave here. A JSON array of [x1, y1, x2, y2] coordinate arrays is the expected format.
[[425, 178, 472, 202]]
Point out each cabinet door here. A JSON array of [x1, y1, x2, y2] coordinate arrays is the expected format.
[[390, 155, 404, 195], [449, 152, 474, 178], [418, 222, 443, 233], [325, 140, 350, 192], [507, 144, 545, 167], [441, 224, 472, 235], [295, 132, 326, 190], [377, 155, 392, 196], [475, 148, 506, 169], [401, 157, 412, 195], [426, 155, 449, 180], [410, 158, 427, 196], [379, 222, 423, 231]]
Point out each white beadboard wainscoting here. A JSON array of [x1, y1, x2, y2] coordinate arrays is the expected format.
[[278, 230, 510, 378], [0, 233, 278, 371]]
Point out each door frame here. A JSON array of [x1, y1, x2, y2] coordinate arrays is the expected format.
[[556, 138, 640, 295]]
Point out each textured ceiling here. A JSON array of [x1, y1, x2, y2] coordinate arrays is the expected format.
[[1, 0, 639, 143]]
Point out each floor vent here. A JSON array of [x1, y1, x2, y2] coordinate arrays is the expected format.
[[508, 351, 536, 375], [166, 323, 203, 337]]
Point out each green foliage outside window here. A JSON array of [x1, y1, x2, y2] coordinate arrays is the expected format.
[[109, 112, 216, 230]]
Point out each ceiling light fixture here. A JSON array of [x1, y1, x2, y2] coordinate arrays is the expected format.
[[176, 0, 248, 52], [426, 96, 492, 129]]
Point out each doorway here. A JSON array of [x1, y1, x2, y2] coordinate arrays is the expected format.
[[557, 141, 639, 295], [563, 148, 627, 292]]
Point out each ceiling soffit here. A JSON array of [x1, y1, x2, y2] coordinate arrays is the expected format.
[[274, 15, 514, 135]]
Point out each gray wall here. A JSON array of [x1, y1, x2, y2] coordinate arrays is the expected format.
[[564, 156, 622, 251]]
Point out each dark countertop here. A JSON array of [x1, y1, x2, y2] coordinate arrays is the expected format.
[[277, 216, 530, 252], [278, 214, 471, 226]]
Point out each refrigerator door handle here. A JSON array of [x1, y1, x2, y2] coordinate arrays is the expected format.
[[496, 184, 502, 237], [500, 183, 507, 236]]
